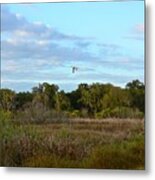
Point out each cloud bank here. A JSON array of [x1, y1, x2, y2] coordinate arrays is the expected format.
[[1, 5, 144, 92]]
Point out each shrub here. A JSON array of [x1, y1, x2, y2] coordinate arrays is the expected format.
[[80, 108, 89, 118], [95, 108, 109, 119], [14, 104, 69, 124], [83, 134, 144, 169], [69, 110, 81, 118], [0, 110, 40, 166], [96, 107, 144, 119]]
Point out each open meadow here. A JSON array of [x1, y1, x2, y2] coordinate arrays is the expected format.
[[0, 116, 144, 169]]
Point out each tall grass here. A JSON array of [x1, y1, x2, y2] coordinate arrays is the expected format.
[[0, 110, 40, 166], [0, 110, 144, 169], [83, 134, 144, 169]]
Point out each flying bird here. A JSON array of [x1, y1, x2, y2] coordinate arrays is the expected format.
[[72, 66, 78, 73]]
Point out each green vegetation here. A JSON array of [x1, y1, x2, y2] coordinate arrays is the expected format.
[[0, 79, 145, 120], [0, 112, 144, 168], [0, 80, 145, 169]]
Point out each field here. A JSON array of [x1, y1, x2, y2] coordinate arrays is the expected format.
[[1, 0, 145, 170], [1, 117, 145, 169]]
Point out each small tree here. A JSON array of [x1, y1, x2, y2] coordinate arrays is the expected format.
[[0, 89, 16, 111], [126, 80, 145, 113]]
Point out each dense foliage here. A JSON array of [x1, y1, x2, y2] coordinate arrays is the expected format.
[[0, 79, 145, 121]]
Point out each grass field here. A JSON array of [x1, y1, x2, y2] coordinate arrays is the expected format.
[[0, 118, 145, 169]]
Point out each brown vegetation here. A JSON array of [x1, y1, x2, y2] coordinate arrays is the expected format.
[[0, 112, 144, 169]]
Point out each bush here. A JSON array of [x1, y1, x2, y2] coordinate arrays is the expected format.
[[69, 110, 81, 118], [0, 110, 14, 142], [0, 110, 13, 123], [96, 107, 144, 119], [0, 110, 40, 166], [95, 108, 111, 119], [83, 134, 144, 169], [80, 108, 89, 118], [14, 103, 69, 124]]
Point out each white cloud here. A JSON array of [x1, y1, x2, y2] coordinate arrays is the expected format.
[[1, 5, 144, 92], [2, 60, 19, 72], [1, 6, 27, 31], [1, 6, 86, 41], [1, 6, 96, 66]]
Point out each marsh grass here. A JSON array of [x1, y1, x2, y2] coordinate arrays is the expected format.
[[82, 134, 144, 169], [0, 114, 144, 169]]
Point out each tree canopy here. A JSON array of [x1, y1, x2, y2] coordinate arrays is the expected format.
[[0, 80, 145, 119]]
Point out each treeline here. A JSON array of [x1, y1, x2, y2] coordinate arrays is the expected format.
[[0, 79, 145, 122]]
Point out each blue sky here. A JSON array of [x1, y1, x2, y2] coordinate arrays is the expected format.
[[1, 1, 144, 92]]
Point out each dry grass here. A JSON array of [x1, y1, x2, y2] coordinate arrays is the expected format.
[[0, 118, 144, 169]]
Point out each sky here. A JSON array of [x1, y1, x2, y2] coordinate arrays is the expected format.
[[1, 0, 144, 92]]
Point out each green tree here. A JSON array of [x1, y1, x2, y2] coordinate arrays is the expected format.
[[57, 90, 70, 111], [66, 90, 81, 110], [126, 80, 145, 113], [14, 92, 33, 110], [102, 86, 130, 109], [0, 89, 16, 111], [78, 83, 107, 116], [32, 83, 59, 110]]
